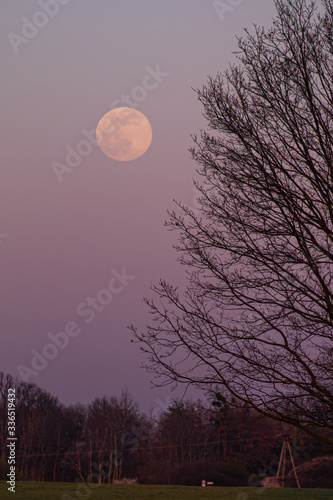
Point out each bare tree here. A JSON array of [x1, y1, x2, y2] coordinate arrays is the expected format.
[[130, 0, 333, 445], [83, 390, 141, 483]]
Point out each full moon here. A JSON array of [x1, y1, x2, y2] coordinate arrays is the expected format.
[[96, 107, 152, 161]]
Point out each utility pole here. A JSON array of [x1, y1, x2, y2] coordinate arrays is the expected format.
[[275, 434, 301, 488]]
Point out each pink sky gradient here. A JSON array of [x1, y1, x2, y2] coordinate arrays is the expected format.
[[1, 0, 276, 412]]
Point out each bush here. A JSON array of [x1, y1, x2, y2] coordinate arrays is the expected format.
[[286, 456, 333, 489]]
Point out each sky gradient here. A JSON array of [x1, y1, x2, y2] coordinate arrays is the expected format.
[[1, 0, 277, 414]]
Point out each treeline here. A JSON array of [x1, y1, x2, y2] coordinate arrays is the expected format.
[[0, 372, 332, 486]]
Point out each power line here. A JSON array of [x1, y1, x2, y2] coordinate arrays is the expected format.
[[14, 434, 278, 459]]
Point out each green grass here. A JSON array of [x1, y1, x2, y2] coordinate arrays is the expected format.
[[0, 482, 332, 500]]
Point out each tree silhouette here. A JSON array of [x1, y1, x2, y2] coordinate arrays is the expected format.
[[130, 0, 333, 445]]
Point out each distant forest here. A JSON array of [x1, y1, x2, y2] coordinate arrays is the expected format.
[[0, 372, 332, 487]]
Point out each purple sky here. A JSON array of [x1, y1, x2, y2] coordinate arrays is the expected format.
[[1, 0, 276, 414]]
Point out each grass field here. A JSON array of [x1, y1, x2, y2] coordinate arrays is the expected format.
[[0, 482, 333, 500]]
